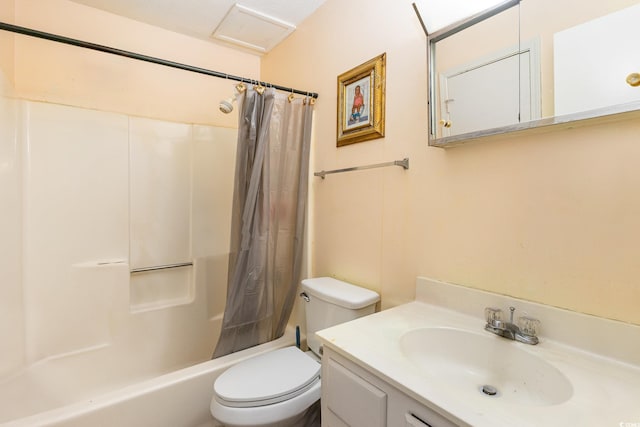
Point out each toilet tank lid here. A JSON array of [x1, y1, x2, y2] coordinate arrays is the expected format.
[[301, 277, 380, 309]]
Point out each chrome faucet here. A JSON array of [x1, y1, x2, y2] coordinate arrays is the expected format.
[[484, 306, 540, 345]]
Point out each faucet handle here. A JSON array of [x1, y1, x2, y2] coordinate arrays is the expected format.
[[517, 316, 541, 337], [484, 307, 503, 327]]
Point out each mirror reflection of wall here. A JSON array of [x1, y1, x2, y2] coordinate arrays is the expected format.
[[552, 2, 640, 116], [416, 0, 510, 33], [423, 0, 640, 144], [434, 4, 522, 138], [520, 0, 640, 119]]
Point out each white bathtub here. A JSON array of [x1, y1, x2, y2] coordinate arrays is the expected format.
[[0, 330, 295, 427]]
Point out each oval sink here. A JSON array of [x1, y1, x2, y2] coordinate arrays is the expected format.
[[399, 327, 573, 406]]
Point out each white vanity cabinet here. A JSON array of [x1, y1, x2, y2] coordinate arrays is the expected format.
[[317, 278, 640, 427], [321, 348, 459, 427]]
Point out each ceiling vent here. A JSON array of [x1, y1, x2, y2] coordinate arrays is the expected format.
[[212, 3, 296, 54]]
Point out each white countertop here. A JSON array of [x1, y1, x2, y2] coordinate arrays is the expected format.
[[316, 278, 640, 427]]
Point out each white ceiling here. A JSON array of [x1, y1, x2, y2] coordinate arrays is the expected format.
[[70, 0, 326, 54]]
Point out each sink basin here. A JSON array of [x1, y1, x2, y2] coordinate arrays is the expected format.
[[399, 327, 573, 406]]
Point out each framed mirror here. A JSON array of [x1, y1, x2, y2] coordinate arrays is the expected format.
[[415, 0, 640, 147]]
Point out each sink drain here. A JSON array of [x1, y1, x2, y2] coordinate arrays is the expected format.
[[481, 385, 498, 396]]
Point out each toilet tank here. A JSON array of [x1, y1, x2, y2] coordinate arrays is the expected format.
[[301, 277, 380, 356]]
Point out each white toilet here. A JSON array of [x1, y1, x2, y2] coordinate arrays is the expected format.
[[210, 277, 380, 427]]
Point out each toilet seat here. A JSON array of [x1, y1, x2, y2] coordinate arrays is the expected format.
[[210, 380, 321, 427], [214, 346, 320, 408]]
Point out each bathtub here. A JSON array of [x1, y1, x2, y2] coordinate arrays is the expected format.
[[0, 329, 295, 427]]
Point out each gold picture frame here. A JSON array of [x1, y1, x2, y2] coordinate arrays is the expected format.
[[337, 53, 386, 147]]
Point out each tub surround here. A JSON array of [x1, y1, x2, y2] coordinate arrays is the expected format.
[[0, 330, 295, 427], [0, 99, 236, 425], [317, 277, 640, 426]]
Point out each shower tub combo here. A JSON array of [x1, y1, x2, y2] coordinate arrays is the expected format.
[[0, 99, 290, 427]]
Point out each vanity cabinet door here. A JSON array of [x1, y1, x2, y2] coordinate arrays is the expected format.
[[323, 356, 387, 427], [322, 348, 459, 427]]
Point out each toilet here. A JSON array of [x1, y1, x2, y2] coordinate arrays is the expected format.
[[210, 277, 380, 427]]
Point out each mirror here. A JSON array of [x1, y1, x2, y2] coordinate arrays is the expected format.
[[417, 0, 640, 147]]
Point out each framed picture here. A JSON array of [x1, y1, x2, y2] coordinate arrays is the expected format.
[[337, 53, 386, 147]]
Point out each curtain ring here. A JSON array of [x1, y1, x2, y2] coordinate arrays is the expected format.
[[255, 80, 266, 95], [235, 77, 246, 93]]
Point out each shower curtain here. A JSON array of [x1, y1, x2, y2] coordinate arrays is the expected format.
[[213, 86, 313, 358]]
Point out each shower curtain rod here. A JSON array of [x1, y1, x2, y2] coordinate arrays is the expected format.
[[0, 21, 319, 99]]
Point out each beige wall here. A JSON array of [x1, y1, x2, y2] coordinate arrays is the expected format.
[[5, 0, 639, 331], [0, 0, 14, 92], [12, 0, 260, 126], [262, 0, 640, 325]]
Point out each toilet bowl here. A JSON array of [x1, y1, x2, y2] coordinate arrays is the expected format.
[[210, 346, 320, 427], [210, 277, 380, 427]]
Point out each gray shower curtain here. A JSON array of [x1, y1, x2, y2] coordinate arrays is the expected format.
[[213, 86, 314, 358]]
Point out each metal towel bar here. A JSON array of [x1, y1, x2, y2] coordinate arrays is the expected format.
[[130, 262, 193, 274], [314, 157, 409, 179]]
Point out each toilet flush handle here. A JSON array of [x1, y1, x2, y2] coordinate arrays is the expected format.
[[299, 291, 310, 302]]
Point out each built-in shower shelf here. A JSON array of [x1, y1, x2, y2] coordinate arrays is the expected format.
[[129, 263, 194, 313]]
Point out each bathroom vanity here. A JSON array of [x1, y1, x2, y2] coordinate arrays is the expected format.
[[317, 277, 640, 427], [322, 347, 457, 427]]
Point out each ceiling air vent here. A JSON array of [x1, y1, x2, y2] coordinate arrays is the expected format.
[[211, 3, 296, 54]]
